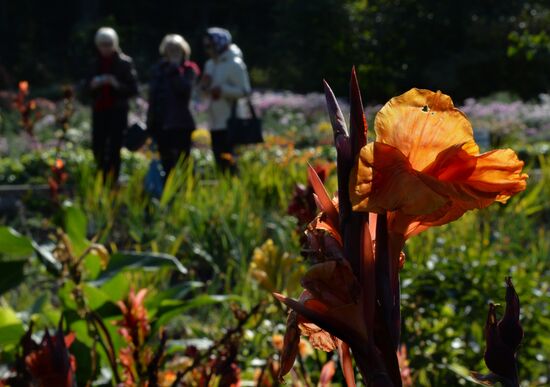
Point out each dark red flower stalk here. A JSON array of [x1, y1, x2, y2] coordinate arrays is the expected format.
[[13, 80, 40, 136], [275, 69, 401, 386], [48, 158, 69, 202], [276, 69, 526, 386]]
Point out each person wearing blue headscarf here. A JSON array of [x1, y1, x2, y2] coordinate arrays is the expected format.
[[200, 27, 251, 174]]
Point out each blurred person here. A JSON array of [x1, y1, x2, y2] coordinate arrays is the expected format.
[[200, 27, 251, 173], [147, 34, 200, 176], [87, 27, 138, 181]]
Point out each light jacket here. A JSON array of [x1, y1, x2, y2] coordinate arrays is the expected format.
[[203, 45, 251, 130]]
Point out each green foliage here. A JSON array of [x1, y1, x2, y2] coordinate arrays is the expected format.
[[0, 227, 33, 295], [401, 171, 550, 386], [0, 306, 24, 348]]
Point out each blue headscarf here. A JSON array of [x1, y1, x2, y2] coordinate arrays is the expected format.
[[206, 27, 232, 54]]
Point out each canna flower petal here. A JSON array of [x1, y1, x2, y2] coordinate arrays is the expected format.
[[374, 88, 477, 171], [350, 88, 528, 237]]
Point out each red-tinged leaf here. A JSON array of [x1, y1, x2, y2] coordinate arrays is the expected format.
[[324, 80, 353, 229], [308, 164, 339, 227], [319, 360, 337, 387], [323, 79, 349, 138], [360, 218, 376, 337], [369, 212, 377, 240], [272, 293, 366, 349], [498, 277, 523, 352], [484, 303, 519, 384], [278, 311, 300, 381], [301, 261, 360, 307], [349, 67, 367, 157], [338, 341, 356, 387]]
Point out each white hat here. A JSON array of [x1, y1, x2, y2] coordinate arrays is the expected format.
[[95, 27, 120, 51]]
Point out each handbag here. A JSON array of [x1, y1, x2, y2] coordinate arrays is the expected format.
[[144, 159, 164, 198], [227, 98, 263, 145], [124, 122, 149, 151]]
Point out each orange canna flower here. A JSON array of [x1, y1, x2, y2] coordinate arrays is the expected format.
[[350, 88, 528, 238]]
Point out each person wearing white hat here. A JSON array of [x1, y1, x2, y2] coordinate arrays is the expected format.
[[87, 27, 138, 181]]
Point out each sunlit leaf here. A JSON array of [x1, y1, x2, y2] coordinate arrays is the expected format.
[[153, 294, 240, 328], [93, 251, 187, 284], [0, 306, 25, 346], [0, 227, 33, 258]]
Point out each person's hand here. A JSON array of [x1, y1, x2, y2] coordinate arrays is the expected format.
[[210, 86, 222, 100], [200, 74, 212, 90], [90, 75, 105, 89], [105, 75, 120, 89]]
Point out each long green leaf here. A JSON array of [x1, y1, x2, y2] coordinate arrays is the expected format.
[[153, 294, 239, 328], [0, 227, 33, 258], [93, 251, 187, 284]]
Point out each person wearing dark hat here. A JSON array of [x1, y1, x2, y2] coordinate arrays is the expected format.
[[200, 27, 251, 174], [147, 34, 200, 176], [87, 27, 138, 182]]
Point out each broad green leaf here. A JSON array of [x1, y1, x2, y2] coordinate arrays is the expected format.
[[98, 273, 131, 302], [71, 339, 94, 386], [63, 201, 87, 243], [153, 294, 239, 328], [0, 260, 26, 295], [0, 227, 33, 258], [145, 281, 204, 311], [59, 282, 118, 315], [94, 251, 187, 284], [0, 306, 25, 346], [63, 201, 88, 255], [83, 251, 102, 280]]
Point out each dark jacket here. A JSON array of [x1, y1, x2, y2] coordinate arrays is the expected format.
[[147, 60, 199, 131], [86, 52, 138, 111]]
